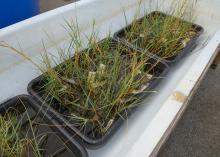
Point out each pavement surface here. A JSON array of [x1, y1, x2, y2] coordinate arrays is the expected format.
[[39, 0, 76, 12], [157, 64, 220, 157]]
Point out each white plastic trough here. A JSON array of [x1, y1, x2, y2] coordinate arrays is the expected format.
[[0, 0, 220, 156]]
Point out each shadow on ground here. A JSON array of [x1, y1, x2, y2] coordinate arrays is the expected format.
[[157, 65, 220, 157]]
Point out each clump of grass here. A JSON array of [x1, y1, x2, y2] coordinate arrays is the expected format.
[[0, 114, 27, 157], [120, 0, 199, 60], [36, 36, 160, 137], [0, 103, 66, 157], [0, 110, 42, 157]]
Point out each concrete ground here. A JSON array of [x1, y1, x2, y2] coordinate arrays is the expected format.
[[157, 64, 220, 157], [39, 1, 220, 156], [39, 0, 76, 12]]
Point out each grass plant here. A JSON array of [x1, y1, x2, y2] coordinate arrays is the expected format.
[[38, 36, 161, 137], [0, 100, 66, 157], [119, 0, 200, 60]]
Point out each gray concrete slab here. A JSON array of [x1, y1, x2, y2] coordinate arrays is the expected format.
[[157, 64, 220, 157], [39, 0, 76, 13]]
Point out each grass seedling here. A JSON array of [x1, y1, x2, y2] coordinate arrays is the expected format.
[[0, 100, 66, 157], [118, 0, 200, 60], [0, 108, 42, 157], [0, 113, 28, 157]]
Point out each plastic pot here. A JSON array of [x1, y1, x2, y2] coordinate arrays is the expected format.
[[27, 38, 169, 149]]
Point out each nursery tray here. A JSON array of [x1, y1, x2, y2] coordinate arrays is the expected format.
[[0, 95, 88, 157], [27, 38, 169, 149], [114, 11, 204, 64]]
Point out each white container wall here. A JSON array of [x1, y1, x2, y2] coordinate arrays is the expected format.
[[1, 0, 220, 157]]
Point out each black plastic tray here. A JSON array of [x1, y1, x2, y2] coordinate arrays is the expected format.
[[114, 11, 204, 65], [27, 38, 169, 149], [0, 95, 88, 157]]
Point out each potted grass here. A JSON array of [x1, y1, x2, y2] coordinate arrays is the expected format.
[[24, 36, 169, 148], [114, 2, 204, 64], [0, 95, 88, 157]]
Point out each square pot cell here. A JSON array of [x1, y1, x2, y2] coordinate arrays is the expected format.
[[114, 11, 204, 64], [27, 38, 169, 149]]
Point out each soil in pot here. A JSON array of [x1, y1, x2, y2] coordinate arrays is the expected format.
[[0, 96, 81, 157], [28, 38, 168, 147], [114, 11, 204, 63]]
